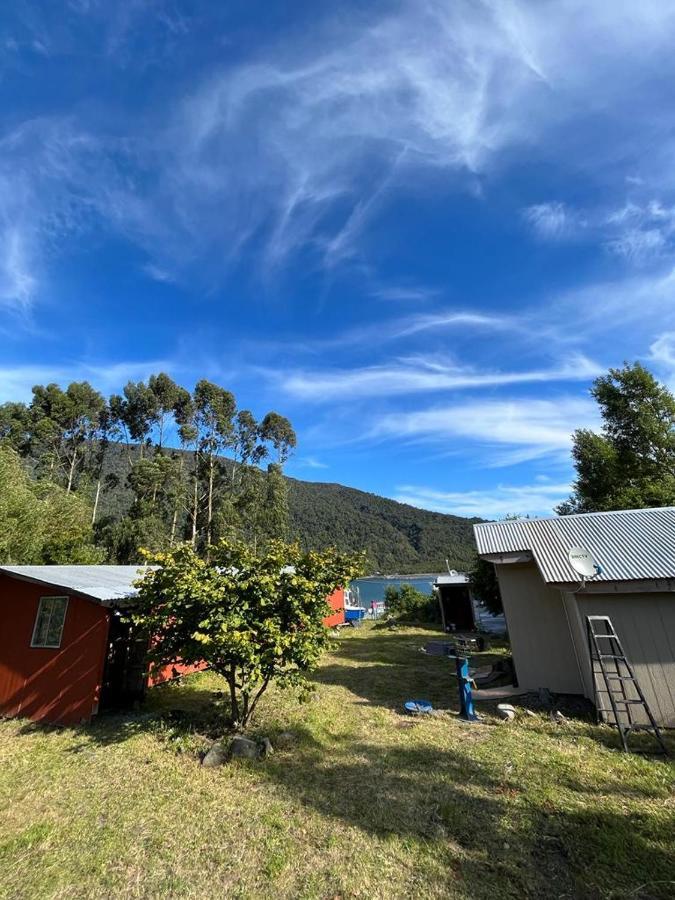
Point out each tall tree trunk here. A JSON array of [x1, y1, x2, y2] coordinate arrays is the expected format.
[[191, 476, 199, 547], [171, 452, 185, 546], [66, 451, 77, 493], [92, 478, 102, 525], [206, 454, 215, 547]]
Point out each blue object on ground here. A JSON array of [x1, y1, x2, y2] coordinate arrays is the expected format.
[[404, 700, 433, 714], [344, 606, 366, 622]]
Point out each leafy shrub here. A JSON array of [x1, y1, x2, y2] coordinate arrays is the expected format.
[[384, 584, 440, 623]]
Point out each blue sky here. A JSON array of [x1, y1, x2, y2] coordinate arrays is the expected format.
[[3, 1, 675, 519]]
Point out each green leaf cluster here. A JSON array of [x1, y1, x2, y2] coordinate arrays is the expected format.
[[384, 583, 440, 623], [0, 445, 102, 564], [560, 363, 675, 514], [132, 540, 363, 729]]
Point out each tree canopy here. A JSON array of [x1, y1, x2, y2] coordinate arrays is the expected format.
[[0, 445, 102, 564], [132, 540, 363, 729], [559, 363, 675, 514], [0, 371, 297, 564]]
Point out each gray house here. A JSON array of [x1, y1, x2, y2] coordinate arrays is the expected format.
[[474, 507, 675, 727]]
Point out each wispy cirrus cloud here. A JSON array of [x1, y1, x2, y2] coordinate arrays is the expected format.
[[523, 202, 581, 240], [370, 395, 598, 467], [0, 358, 173, 402], [523, 196, 675, 265], [368, 284, 442, 303], [394, 480, 571, 519], [293, 456, 329, 471], [5, 1, 675, 304], [277, 355, 601, 402]]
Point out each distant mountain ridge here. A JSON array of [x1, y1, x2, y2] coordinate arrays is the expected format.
[[97, 444, 480, 573], [286, 478, 480, 573]]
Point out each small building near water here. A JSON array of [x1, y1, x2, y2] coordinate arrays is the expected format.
[[0, 565, 347, 725], [474, 507, 675, 727], [434, 572, 506, 633]]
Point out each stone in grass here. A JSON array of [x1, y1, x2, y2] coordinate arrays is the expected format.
[[229, 735, 262, 760], [202, 742, 229, 768], [275, 731, 296, 748], [496, 703, 517, 721]]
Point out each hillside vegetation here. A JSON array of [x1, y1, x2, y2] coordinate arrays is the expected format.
[[287, 478, 479, 573], [96, 444, 478, 573], [1, 374, 478, 573]]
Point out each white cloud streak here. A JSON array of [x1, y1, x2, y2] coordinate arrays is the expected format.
[[0, 358, 172, 402], [393, 481, 570, 518], [278, 355, 601, 402], [370, 396, 598, 466]]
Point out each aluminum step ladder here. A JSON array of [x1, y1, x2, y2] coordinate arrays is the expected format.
[[586, 616, 668, 755]]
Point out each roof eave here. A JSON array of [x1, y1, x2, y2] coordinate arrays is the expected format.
[[478, 551, 534, 565]]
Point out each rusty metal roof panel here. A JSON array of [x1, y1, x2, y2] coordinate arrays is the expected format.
[[473, 507, 675, 584]]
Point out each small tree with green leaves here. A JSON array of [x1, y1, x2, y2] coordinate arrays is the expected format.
[[384, 583, 438, 622], [132, 540, 363, 730]]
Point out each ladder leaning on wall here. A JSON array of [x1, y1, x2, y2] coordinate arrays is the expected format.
[[585, 615, 668, 755]]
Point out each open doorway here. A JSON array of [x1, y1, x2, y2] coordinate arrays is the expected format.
[[99, 613, 148, 710], [437, 584, 475, 631]]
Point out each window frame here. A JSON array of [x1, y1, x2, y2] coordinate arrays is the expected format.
[[30, 596, 69, 649]]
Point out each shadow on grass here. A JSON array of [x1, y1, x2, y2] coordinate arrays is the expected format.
[[253, 727, 674, 899], [15, 676, 234, 752]]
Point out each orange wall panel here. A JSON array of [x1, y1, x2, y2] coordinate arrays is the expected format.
[[0, 574, 109, 725], [323, 587, 345, 628]]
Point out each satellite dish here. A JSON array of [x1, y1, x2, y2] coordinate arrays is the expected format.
[[568, 546, 599, 579]]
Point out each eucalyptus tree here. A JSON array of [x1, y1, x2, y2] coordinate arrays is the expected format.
[[193, 380, 236, 549], [29, 381, 106, 493], [109, 380, 158, 463], [148, 373, 188, 450], [259, 412, 297, 464], [174, 389, 200, 546]]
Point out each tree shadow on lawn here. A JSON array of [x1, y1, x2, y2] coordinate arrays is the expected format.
[[255, 728, 675, 899], [15, 676, 234, 752], [325, 630, 675, 759]]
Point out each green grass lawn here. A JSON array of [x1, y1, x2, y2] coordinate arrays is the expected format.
[[1, 624, 674, 899]]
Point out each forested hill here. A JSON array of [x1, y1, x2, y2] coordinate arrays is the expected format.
[[96, 444, 479, 573], [286, 479, 479, 573]]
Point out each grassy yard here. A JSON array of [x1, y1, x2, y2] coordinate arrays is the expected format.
[[1, 624, 674, 899]]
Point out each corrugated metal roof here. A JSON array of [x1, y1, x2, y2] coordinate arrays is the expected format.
[[473, 507, 675, 584], [0, 565, 153, 604]]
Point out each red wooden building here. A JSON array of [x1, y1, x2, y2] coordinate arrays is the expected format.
[[0, 565, 345, 725]]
